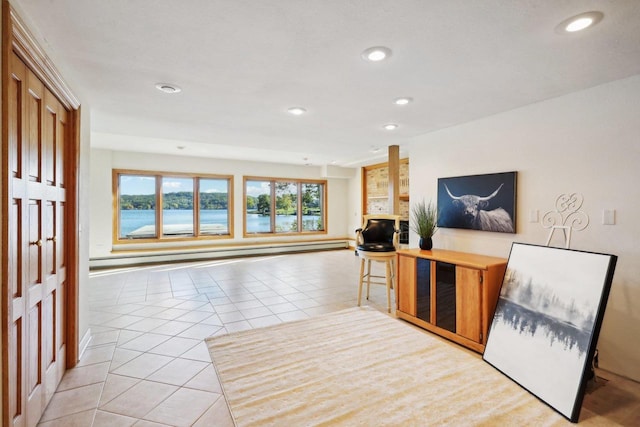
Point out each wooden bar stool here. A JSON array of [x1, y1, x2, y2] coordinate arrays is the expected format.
[[355, 214, 400, 313]]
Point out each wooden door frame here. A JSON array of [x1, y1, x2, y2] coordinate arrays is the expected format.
[[2, 1, 80, 423]]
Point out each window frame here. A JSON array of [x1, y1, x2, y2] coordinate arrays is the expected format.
[[243, 176, 327, 237], [113, 169, 234, 243]]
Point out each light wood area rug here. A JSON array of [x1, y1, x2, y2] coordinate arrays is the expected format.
[[205, 307, 622, 426]]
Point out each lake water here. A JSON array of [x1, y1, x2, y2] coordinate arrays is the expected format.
[[120, 209, 320, 237]]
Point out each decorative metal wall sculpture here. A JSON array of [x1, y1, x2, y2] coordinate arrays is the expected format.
[[542, 193, 589, 249]]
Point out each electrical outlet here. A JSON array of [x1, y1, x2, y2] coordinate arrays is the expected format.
[[529, 209, 539, 223]]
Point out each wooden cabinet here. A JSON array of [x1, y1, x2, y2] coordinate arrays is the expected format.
[[395, 249, 507, 353]]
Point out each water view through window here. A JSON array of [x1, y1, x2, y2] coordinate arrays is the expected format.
[[163, 177, 194, 236], [117, 172, 232, 240], [301, 183, 323, 231], [120, 209, 271, 237], [246, 180, 272, 233], [117, 172, 323, 240], [200, 178, 230, 235], [275, 182, 297, 232], [245, 178, 325, 234], [119, 175, 157, 239]]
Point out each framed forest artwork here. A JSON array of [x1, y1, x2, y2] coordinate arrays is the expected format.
[[483, 243, 617, 422]]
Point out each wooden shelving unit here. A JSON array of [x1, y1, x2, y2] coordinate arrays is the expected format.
[[395, 248, 507, 353], [362, 159, 409, 218]]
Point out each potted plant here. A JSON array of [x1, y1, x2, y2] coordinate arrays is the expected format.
[[410, 199, 438, 250]]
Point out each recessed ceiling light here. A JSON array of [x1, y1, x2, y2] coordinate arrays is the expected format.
[[287, 107, 307, 115], [394, 97, 413, 105], [362, 46, 392, 62], [155, 83, 181, 94], [557, 11, 603, 33], [383, 123, 398, 131]]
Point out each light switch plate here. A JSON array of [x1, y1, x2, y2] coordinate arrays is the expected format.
[[603, 209, 616, 225]]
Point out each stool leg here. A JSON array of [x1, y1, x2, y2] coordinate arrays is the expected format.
[[366, 260, 372, 300], [357, 257, 365, 306], [390, 258, 395, 290], [385, 259, 392, 313], [391, 257, 397, 309]]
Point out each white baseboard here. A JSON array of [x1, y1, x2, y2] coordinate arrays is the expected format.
[[78, 328, 92, 362], [90, 240, 349, 269]]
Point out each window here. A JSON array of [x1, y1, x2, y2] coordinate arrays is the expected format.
[[162, 176, 194, 236], [275, 182, 297, 232], [199, 178, 230, 235], [114, 170, 232, 242], [118, 174, 157, 239], [301, 182, 324, 231], [244, 177, 326, 235], [245, 180, 271, 234]]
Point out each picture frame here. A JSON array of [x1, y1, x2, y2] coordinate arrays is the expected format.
[[437, 171, 517, 233], [483, 243, 617, 422]]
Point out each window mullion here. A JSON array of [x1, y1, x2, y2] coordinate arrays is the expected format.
[[194, 178, 200, 237], [270, 180, 276, 233], [297, 183, 303, 232], [156, 175, 162, 239]]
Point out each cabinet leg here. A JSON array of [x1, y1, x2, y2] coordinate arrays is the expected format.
[[390, 258, 395, 290], [366, 260, 372, 300], [386, 260, 392, 313]]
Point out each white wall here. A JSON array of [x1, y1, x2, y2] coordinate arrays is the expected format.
[[347, 168, 363, 245], [89, 149, 354, 258], [77, 108, 92, 355], [408, 74, 640, 381]]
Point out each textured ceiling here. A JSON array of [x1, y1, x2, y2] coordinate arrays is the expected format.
[[12, 0, 640, 166]]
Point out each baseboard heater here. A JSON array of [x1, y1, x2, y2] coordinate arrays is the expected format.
[[89, 240, 349, 269]]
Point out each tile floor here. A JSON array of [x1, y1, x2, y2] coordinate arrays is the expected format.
[[38, 249, 390, 426], [37, 249, 640, 426]]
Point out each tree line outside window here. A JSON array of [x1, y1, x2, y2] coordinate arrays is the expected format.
[[244, 178, 326, 235]]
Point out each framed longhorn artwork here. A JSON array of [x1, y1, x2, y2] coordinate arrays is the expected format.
[[437, 171, 517, 233]]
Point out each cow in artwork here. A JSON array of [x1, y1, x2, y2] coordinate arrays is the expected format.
[[444, 183, 515, 232]]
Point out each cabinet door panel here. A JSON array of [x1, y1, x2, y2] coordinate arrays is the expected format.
[[397, 255, 416, 315], [416, 258, 431, 322], [435, 262, 456, 332], [456, 267, 482, 342]]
